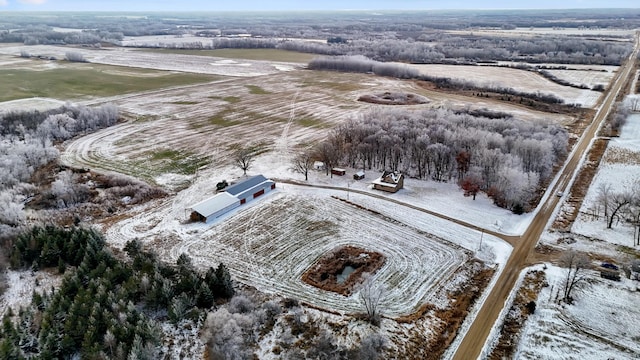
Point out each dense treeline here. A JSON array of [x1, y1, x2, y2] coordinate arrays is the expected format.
[[316, 108, 568, 212], [289, 35, 632, 65], [1, 226, 234, 359], [134, 33, 631, 66], [0, 26, 122, 45], [308, 55, 420, 79]]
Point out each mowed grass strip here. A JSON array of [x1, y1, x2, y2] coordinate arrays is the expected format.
[[143, 148, 210, 176], [245, 84, 271, 94], [137, 48, 315, 63], [0, 65, 220, 102]]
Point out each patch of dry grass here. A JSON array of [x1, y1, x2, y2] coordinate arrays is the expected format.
[[603, 147, 640, 165], [488, 270, 547, 360], [553, 138, 609, 230]]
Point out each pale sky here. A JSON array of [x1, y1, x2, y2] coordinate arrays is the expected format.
[[0, 0, 638, 11]]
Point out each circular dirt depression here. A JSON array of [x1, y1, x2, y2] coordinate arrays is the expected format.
[[302, 245, 386, 296]]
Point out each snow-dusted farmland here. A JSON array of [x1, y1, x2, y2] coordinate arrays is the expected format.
[[514, 264, 640, 359], [408, 64, 603, 107], [0, 45, 301, 77]]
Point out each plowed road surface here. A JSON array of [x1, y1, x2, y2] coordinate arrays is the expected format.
[[451, 32, 640, 360]]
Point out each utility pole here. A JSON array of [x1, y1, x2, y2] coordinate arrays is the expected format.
[[479, 229, 484, 252]]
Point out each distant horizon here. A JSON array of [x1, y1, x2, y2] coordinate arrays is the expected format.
[[0, 0, 639, 12]]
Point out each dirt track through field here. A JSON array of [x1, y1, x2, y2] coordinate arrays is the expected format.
[[450, 31, 640, 360]]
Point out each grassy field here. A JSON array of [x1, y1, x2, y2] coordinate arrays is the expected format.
[[0, 63, 221, 102], [136, 48, 315, 63]]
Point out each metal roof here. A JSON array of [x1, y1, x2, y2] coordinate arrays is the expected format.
[[225, 175, 270, 196], [191, 192, 239, 218]]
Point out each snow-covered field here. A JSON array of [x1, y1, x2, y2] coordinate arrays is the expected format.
[[514, 264, 640, 359], [0, 45, 301, 77], [0, 97, 67, 114], [545, 68, 614, 89], [408, 64, 604, 107], [510, 112, 640, 359]]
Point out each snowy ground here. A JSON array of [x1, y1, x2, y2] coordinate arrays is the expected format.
[[567, 113, 640, 250], [514, 264, 640, 359], [0, 270, 62, 316], [545, 68, 614, 89], [0, 97, 67, 114]]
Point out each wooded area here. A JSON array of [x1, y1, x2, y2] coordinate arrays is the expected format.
[[312, 108, 568, 212]]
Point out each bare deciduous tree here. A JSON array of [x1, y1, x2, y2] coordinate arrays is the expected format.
[[291, 151, 314, 181], [359, 274, 385, 326], [607, 191, 633, 229], [559, 250, 591, 304], [233, 147, 256, 176], [314, 141, 340, 177]]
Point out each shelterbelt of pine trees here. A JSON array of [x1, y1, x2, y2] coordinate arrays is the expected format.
[[0, 225, 234, 359]]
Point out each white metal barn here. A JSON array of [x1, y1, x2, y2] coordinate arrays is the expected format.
[[189, 175, 276, 223]]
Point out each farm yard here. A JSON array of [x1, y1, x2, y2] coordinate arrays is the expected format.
[[105, 190, 478, 317]]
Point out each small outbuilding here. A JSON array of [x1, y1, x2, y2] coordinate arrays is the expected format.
[[331, 168, 346, 176], [353, 171, 365, 180], [190, 192, 240, 223], [313, 161, 325, 171], [372, 170, 404, 193]]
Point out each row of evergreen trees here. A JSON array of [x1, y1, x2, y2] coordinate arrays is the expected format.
[[1, 226, 234, 359]]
